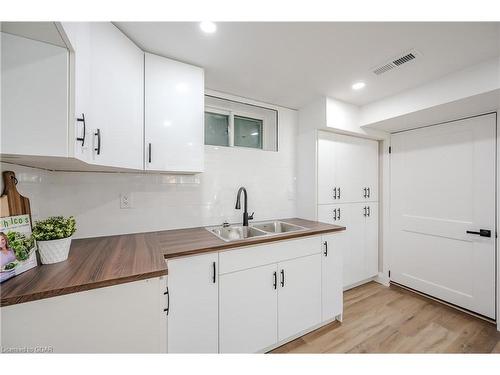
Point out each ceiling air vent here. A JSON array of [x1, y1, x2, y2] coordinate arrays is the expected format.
[[372, 50, 421, 75]]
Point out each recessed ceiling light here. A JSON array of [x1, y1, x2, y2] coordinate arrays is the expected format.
[[200, 21, 217, 34], [352, 81, 366, 90]]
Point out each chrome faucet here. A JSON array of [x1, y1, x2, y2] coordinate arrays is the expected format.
[[235, 187, 254, 226]]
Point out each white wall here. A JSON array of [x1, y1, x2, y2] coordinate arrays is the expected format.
[[360, 57, 500, 127], [0, 93, 298, 239]]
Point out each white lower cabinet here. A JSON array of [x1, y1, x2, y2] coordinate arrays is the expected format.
[[277, 254, 322, 341], [321, 234, 344, 321], [318, 203, 378, 288], [166, 252, 218, 353], [0, 277, 167, 353], [215, 235, 342, 353], [219, 263, 278, 353]]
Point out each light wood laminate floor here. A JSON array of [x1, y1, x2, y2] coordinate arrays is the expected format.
[[271, 282, 500, 353]]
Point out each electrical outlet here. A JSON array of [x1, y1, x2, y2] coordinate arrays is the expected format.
[[120, 193, 133, 209]]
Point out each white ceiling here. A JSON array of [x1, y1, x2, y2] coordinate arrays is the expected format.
[[116, 22, 500, 109]]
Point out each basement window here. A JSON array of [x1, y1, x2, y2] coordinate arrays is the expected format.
[[204, 95, 278, 151]]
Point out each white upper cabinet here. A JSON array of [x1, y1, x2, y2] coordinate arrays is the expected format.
[[1, 32, 69, 157], [145, 53, 204, 173], [317, 132, 379, 204], [62, 22, 144, 170]]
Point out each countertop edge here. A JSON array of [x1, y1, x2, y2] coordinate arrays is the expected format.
[[0, 270, 168, 308], [163, 226, 345, 259]]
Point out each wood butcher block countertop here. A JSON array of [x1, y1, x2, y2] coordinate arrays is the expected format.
[[0, 218, 344, 307]]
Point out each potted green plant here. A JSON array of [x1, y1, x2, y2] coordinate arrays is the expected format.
[[32, 216, 76, 264]]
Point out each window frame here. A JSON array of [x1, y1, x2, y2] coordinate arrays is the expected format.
[[204, 107, 231, 147], [205, 105, 266, 150], [233, 113, 264, 150]]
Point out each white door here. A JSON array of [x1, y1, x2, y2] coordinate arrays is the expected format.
[[277, 254, 322, 341], [62, 22, 144, 169], [391, 113, 496, 319], [321, 234, 343, 322], [1, 33, 69, 158], [167, 253, 218, 353], [144, 53, 204, 173], [219, 264, 278, 353]]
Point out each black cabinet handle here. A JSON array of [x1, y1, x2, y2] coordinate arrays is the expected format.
[[337, 187, 341, 200], [466, 229, 491, 238], [363, 206, 367, 217], [333, 187, 337, 200], [76, 113, 86, 146], [280, 269, 285, 288], [323, 241, 328, 257], [367, 206, 370, 217], [273, 271, 277, 289], [212, 261, 216, 283], [363, 187, 367, 198], [333, 208, 337, 221], [367, 187, 371, 198], [337, 208, 341, 220], [164, 287, 169, 315], [148, 143, 152, 163], [94, 129, 101, 155]]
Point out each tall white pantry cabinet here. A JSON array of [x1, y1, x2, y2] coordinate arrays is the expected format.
[[298, 130, 379, 288]]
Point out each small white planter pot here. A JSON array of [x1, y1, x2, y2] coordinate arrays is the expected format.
[[37, 236, 73, 264]]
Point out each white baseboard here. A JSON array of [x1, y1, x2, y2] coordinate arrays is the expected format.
[[374, 272, 390, 287], [343, 276, 377, 291]]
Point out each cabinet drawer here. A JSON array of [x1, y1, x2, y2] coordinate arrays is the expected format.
[[219, 236, 322, 275]]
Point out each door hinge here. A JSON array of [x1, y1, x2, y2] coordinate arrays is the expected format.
[[389, 146, 392, 154]]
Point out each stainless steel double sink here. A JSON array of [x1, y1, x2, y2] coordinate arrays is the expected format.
[[206, 221, 307, 242]]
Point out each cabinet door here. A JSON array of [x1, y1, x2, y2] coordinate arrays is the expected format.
[[1, 32, 69, 157], [145, 53, 204, 173], [321, 234, 344, 322], [277, 254, 322, 341], [333, 134, 366, 203], [61, 22, 92, 163], [365, 202, 379, 279], [1, 278, 166, 353], [317, 204, 353, 287], [317, 132, 336, 204], [62, 22, 144, 169], [362, 138, 379, 202], [347, 203, 368, 287], [219, 264, 278, 353], [167, 253, 218, 353]]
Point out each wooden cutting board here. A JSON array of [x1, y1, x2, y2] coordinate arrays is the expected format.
[[0, 171, 31, 219]]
